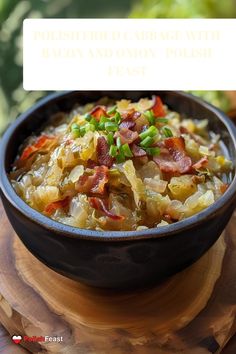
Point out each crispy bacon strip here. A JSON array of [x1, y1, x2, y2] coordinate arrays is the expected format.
[[20, 135, 55, 161], [87, 159, 98, 169], [165, 137, 186, 160], [154, 137, 192, 174], [90, 105, 108, 121], [96, 136, 114, 168], [179, 126, 189, 135], [89, 197, 124, 221], [121, 109, 141, 120], [130, 143, 147, 157], [192, 156, 208, 170], [154, 150, 180, 173], [119, 119, 136, 130], [119, 110, 141, 130], [76, 166, 109, 195], [114, 128, 139, 145], [44, 197, 70, 216], [151, 96, 165, 117], [220, 183, 229, 194]]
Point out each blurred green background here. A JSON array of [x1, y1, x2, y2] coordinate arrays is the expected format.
[[1, 0, 236, 134]]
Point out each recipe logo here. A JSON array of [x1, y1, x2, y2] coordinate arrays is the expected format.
[[11, 334, 63, 344]]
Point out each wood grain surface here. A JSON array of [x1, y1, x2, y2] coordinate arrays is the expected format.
[[0, 202, 236, 354]]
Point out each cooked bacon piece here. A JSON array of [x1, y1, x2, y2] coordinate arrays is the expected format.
[[90, 105, 108, 121], [179, 126, 189, 134], [175, 156, 192, 174], [138, 156, 149, 164], [87, 159, 98, 168], [151, 96, 165, 117], [20, 146, 37, 161], [76, 166, 108, 194], [154, 151, 181, 174], [164, 138, 192, 174], [119, 119, 136, 130], [88, 197, 124, 220], [96, 136, 114, 168], [165, 137, 186, 161], [220, 183, 229, 194], [119, 110, 141, 130], [44, 196, 70, 216], [20, 135, 56, 161], [130, 143, 147, 157], [192, 156, 208, 170], [114, 128, 139, 145], [121, 109, 141, 121], [154, 137, 192, 174]]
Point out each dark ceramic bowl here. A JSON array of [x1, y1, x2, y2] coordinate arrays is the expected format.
[[0, 91, 236, 289]]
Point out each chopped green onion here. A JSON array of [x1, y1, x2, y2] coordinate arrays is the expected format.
[[116, 136, 122, 148], [105, 122, 118, 132], [109, 145, 118, 157], [139, 126, 158, 140], [140, 136, 155, 148], [100, 116, 109, 122], [98, 122, 105, 130], [163, 127, 173, 137], [144, 110, 155, 125], [116, 151, 126, 163], [98, 116, 110, 130], [145, 147, 160, 156], [85, 123, 95, 132], [113, 112, 121, 124], [89, 117, 99, 128], [71, 123, 81, 137], [107, 105, 117, 115], [84, 113, 92, 122], [157, 118, 168, 124], [121, 143, 133, 157], [107, 132, 114, 145], [79, 125, 86, 136]]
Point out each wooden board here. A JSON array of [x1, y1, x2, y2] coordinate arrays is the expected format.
[[0, 202, 236, 354]]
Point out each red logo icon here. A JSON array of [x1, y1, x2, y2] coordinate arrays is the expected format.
[[12, 335, 22, 344]]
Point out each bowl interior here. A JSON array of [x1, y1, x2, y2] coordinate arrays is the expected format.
[[1, 91, 236, 240], [3, 91, 236, 175]]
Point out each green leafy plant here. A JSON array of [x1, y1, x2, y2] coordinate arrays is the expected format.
[[130, 0, 236, 18]]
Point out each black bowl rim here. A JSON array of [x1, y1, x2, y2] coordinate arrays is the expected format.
[[0, 90, 236, 242]]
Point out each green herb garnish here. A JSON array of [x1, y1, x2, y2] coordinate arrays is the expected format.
[[71, 123, 81, 137], [85, 123, 95, 132], [105, 121, 119, 132], [121, 143, 133, 157], [109, 144, 118, 157], [163, 127, 173, 137], [79, 125, 86, 137], [116, 136, 122, 148], [116, 151, 126, 163], [139, 126, 158, 140], [107, 105, 117, 115], [107, 132, 114, 145], [140, 136, 155, 148], [144, 110, 155, 125], [145, 147, 160, 156], [84, 113, 92, 122], [113, 112, 122, 124]]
